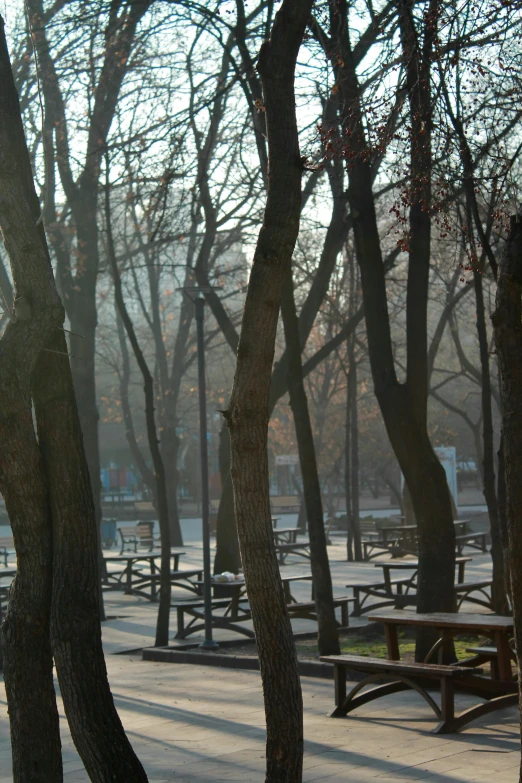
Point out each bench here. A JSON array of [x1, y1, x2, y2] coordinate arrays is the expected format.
[[320, 654, 483, 733], [118, 525, 154, 554], [0, 537, 14, 566], [463, 644, 516, 679], [173, 596, 252, 639], [348, 579, 415, 616], [455, 580, 493, 610], [274, 541, 311, 565], [455, 532, 488, 555], [287, 597, 355, 628]]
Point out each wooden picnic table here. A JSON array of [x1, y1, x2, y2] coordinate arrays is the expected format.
[[376, 556, 471, 595], [368, 610, 515, 680], [102, 550, 190, 600], [176, 574, 353, 639], [322, 609, 516, 733], [199, 572, 313, 605], [272, 527, 299, 545]]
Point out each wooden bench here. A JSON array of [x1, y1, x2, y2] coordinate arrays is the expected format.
[[348, 579, 415, 616], [463, 644, 516, 679], [455, 532, 488, 555], [173, 596, 252, 639], [287, 597, 355, 628], [320, 654, 484, 733], [118, 525, 154, 554], [455, 580, 493, 610], [0, 537, 14, 566]]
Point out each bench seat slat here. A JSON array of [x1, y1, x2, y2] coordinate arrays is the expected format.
[[320, 654, 482, 677]]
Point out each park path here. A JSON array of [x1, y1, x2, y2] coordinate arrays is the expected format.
[[0, 653, 518, 782]]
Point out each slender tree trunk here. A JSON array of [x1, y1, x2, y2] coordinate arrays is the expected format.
[[106, 180, 171, 648], [160, 426, 183, 546], [497, 437, 511, 596], [348, 338, 362, 560], [225, 4, 313, 779], [281, 276, 340, 656], [345, 375, 353, 562], [213, 425, 241, 575], [491, 213, 522, 779], [474, 269, 510, 613]]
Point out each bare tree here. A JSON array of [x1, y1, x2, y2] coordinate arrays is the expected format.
[[0, 17, 148, 781], [224, 1, 313, 779]]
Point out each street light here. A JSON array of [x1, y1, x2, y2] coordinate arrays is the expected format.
[[180, 286, 220, 651]]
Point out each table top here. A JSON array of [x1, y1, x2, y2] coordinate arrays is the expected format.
[[368, 611, 513, 632], [375, 556, 472, 570], [104, 549, 185, 562], [203, 573, 313, 588], [272, 527, 299, 535]]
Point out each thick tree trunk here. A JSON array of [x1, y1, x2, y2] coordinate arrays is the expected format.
[[0, 24, 148, 780], [34, 333, 149, 782], [329, 0, 455, 660], [281, 276, 340, 656], [225, 4, 312, 779], [491, 213, 522, 779], [474, 270, 510, 614], [0, 402, 62, 782]]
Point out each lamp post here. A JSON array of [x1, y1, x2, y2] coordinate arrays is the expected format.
[[181, 286, 219, 651]]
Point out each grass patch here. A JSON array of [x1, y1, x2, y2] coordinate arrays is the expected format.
[[293, 631, 485, 661]]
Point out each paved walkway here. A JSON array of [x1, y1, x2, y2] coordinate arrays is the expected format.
[[0, 536, 518, 781], [0, 654, 518, 782]]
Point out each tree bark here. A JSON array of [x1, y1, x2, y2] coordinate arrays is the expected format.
[[0, 21, 148, 780], [106, 179, 171, 648], [348, 340, 362, 560], [344, 375, 353, 561], [281, 275, 340, 656], [491, 213, 522, 779], [326, 0, 456, 660], [224, 3, 313, 779], [474, 269, 510, 614], [213, 426, 241, 575]]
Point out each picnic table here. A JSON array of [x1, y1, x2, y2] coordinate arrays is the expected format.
[[322, 610, 517, 734], [349, 557, 471, 616], [174, 574, 354, 639], [378, 556, 471, 595], [363, 520, 475, 560], [272, 527, 299, 545], [102, 550, 196, 600]]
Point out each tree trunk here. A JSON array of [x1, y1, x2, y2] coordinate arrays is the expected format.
[[344, 375, 353, 562], [106, 179, 171, 648], [474, 269, 510, 614], [0, 398, 62, 782], [160, 425, 183, 546], [329, 0, 456, 661], [0, 24, 148, 780], [348, 339, 362, 560], [497, 438, 511, 597], [213, 425, 241, 575], [225, 4, 312, 779], [491, 213, 522, 779], [281, 276, 340, 656]]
